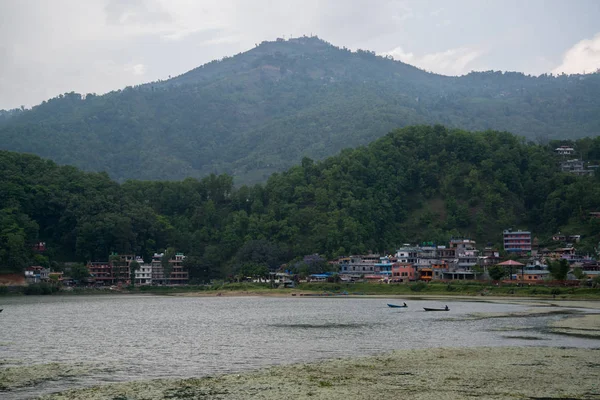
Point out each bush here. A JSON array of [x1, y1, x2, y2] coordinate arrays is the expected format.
[[23, 283, 59, 295], [410, 282, 427, 292]]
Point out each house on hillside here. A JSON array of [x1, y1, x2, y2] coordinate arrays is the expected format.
[[503, 229, 532, 255], [555, 146, 575, 156], [24, 266, 49, 283]]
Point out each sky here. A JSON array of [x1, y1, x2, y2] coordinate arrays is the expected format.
[[1, 0, 599, 109]]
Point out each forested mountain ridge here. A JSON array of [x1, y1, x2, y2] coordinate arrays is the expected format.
[[2, 126, 600, 279], [1, 36, 599, 183]]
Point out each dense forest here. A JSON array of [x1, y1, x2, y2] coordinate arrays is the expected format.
[[1, 37, 599, 184], [2, 125, 600, 281]]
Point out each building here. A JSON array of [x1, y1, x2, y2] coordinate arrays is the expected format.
[[169, 253, 189, 285], [151, 252, 189, 285], [339, 255, 379, 275], [395, 246, 419, 264], [391, 263, 415, 282], [24, 266, 49, 283], [135, 263, 153, 285], [87, 262, 112, 285], [560, 159, 594, 176], [555, 146, 575, 156], [503, 229, 532, 254], [375, 256, 394, 279], [151, 253, 166, 284]]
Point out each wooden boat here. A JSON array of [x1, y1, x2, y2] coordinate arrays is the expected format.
[[387, 303, 407, 308], [423, 306, 449, 312]]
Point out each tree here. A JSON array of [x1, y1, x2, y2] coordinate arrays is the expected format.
[[548, 259, 569, 281], [161, 248, 176, 280], [69, 263, 90, 283], [571, 267, 586, 280], [488, 265, 506, 281], [129, 260, 140, 286]]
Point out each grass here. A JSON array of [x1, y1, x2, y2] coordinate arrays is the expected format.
[[3, 280, 599, 299]]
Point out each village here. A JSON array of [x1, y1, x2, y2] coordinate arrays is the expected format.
[[22, 226, 600, 289]]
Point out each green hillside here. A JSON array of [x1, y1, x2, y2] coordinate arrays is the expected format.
[[0, 37, 599, 183], [2, 126, 599, 279]]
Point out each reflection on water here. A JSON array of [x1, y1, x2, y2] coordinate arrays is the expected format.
[[0, 295, 596, 399]]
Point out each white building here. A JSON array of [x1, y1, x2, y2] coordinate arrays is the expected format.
[[135, 263, 153, 285]]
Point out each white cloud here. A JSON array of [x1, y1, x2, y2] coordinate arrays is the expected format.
[[384, 46, 482, 75], [552, 32, 600, 74], [125, 63, 147, 76]]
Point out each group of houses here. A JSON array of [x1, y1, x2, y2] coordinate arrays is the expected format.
[[555, 145, 599, 176], [23, 226, 600, 287], [25, 252, 189, 286], [328, 228, 600, 284]]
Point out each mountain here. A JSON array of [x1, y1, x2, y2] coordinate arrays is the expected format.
[[2, 125, 600, 276], [1, 36, 600, 183]]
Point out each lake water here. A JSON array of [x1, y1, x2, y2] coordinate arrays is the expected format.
[[0, 295, 597, 399]]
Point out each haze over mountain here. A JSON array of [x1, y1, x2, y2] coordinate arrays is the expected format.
[[1, 36, 599, 183]]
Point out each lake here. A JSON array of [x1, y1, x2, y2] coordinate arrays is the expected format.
[[0, 295, 596, 399]]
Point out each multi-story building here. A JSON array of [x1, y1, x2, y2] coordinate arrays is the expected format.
[[24, 266, 49, 283], [169, 253, 189, 285], [503, 229, 532, 254], [555, 146, 575, 156], [87, 262, 112, 285], [110, 254, 137, 284], [339, 255, 379, 275], [151, 252, 189, 285], [395, 246, 419, 264], [135, 263, 153, 285], [375, 256, 394, 279], [391, 263, 415, 282], [560, 159, 594, 176], [437, 246, 456, 264], [151, 253, 166, 284]]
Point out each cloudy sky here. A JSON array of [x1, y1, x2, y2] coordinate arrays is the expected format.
[[1, 0, 599, 109]]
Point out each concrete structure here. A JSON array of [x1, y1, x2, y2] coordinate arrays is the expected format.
[[24, 266, 49, 283], [503, 229, 532, 254], [555, 146, 575, 156], [169, 253, 189, 285], [87, 262, 112, 285], [395, 246, 419, 264], [151, 252, 189, 285], [560, 159, 594, 176], [375, 256, 394, 279], [135, 263, 153, 285], [339, 255, 378, 275], [391, 263, 415, 282]]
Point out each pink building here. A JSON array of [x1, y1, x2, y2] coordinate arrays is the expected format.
[[391, 263, 416, 283]]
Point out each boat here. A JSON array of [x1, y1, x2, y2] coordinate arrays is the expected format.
[[387, 303, 407, 308], [423, 306, 449, 312]]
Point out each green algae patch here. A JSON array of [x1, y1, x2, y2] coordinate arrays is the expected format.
[[39, 347, 600, 400], [0, 362, 93, 391], [550, 314, 600, 339]]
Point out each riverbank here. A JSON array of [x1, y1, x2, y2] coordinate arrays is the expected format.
[[3, 281, 600, 299], [37, 346, 600, 400]]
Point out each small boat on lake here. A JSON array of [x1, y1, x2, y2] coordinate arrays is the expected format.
[[387, 303, 407, 308], [423, 306, 449, 312]]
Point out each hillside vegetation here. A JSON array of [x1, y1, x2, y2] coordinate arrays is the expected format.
[[1, 37, 599, 183], [2, 126, 600, 279]]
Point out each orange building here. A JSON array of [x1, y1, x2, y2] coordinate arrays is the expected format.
[[391, 263, 416, 282]]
